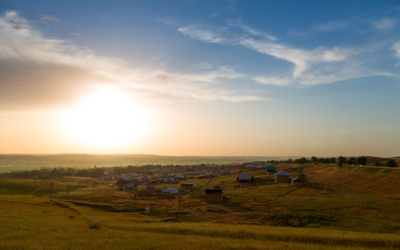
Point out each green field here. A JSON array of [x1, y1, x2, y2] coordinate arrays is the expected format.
[[1, 164, 400, 249]]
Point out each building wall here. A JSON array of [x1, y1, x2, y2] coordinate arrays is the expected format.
[[204, 194, 223, 202], [181, 186, 194, 191], [275, 175, 290, 183], [292, 181, 302, 187]]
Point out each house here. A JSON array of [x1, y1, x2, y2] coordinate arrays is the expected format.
[[138, 189, 154, 196], [125, 183, 138, 192], [103, 176, 113, 181], [141, 175, 150, 182], [165, 177, 176, 183], [222, 170, 231, 175], [181, 183, 195, 191], [204, 188, 223, 202], [292, 177, 303, 187], [275, 171, 290, 183], [204, 172, 213, 178], [116, 177, 129, 188], [237, 173, 251, 182], [266, 166, 276, 174], [146, 184, 155, 190], [174, 175, 186, 180], [161, 187, 179, 195]]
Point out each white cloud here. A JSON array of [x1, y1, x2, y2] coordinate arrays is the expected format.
[[253, 76, 291, 86], [392, 42, 400, 58], [178, 25, 224, 43], [0, 11, 266, 111], [372, 18, 396, 30]]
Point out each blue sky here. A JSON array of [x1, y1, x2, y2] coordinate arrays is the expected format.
[[0, 0, 399, 156]]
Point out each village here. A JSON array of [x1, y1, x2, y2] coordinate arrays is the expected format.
[[103, 163, 303, 203]]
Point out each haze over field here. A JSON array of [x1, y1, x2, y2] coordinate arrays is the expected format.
[[0, 0, 399, 157]]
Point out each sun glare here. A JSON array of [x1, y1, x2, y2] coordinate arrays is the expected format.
[[62, 86, 149, 149]]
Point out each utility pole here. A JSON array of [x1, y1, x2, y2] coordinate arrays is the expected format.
[[341, 182, 344, 198], [33, 178, 36, 199], [50, 182, 54, 202], [178, 196, 181, 214], [323, 181, 329, 194]]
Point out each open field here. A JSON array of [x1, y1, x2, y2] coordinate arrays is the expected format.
[[1, 164, 400, 249]]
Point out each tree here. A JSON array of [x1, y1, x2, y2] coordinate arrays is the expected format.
[[348, 157, 357, 165], [331, 157, 337, 164], [357, 156, 367, 166], [374, 162, 382, 166], [311, 156, 318, 163], [386, 159, 398, 167], [338, 156, 347, 164]]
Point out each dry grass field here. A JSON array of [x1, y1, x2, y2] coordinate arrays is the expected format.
[[1, 164, 400, 249]]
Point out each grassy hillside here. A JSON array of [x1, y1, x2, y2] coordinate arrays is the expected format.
[[1, 164, 400, 249]]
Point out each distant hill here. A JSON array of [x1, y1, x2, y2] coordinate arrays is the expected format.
[[0, 154, 293, 173]]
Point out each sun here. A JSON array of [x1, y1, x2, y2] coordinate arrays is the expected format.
[[62, 86, 149, 149]]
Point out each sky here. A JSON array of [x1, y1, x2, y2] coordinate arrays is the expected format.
[[0, 0, 399, 157]]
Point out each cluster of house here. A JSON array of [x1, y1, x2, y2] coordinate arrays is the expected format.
[[115, 175, 197, 196], [235, 166, 303, 187]]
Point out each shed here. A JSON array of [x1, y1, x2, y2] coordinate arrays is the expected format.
[[204, 188, 223, 202], [181, 183, 195, 191], [292, 177, 303, 187], [275, 171, 290, 183]]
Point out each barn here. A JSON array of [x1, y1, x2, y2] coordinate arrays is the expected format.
[[275, 171, 290, 183], [204, 188, 223, 202]]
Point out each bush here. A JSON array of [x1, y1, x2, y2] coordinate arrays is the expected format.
[[386, 159, 398, 167]]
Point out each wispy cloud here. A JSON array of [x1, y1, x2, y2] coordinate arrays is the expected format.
[[372, 18, 396, 30], [70, 32, 83, 36], [227, 19, 277, 41], [178, 19, 399, 86], [40, 14, 61, 22], [156, 16, 175, 25], [0, 11, 266, 111], [178, 25, 225, 43], [393, 42, 400, 58], [313, 20, 349, 32]]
